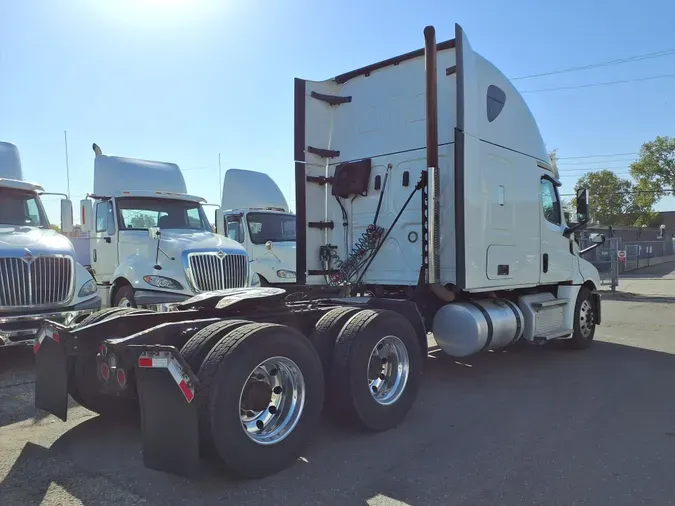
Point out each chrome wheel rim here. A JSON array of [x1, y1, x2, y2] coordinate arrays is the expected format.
[[367, 335, 410, 406], [579, 299, 594, 338], [239, 356, 305, 445]]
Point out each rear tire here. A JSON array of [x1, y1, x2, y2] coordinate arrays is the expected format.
[[180, 319, 250, 373], [74, 307, 132, 328], [565, 287, 596, 350], [197, 323, 324, 478], [329, 309, 422, 432], [69, 308, 151, 418], [309, 307, 360, 373]]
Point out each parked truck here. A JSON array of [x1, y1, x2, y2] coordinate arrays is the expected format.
[[222, 168, 297, 285], [0, 142, 100, 347], [34, 24, 604, 480], [78, 144, 257, 310]]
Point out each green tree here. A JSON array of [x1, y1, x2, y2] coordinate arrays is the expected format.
[[573, 170, 658, 227], [129, 214, 156, 228], [630, 135, 675, 201]]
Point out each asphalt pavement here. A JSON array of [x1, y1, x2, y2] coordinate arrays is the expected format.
[[1, 267, 675, 505]]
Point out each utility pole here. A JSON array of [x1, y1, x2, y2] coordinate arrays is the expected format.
[[218, 153, 222, 204]]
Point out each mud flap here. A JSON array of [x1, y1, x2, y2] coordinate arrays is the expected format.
[[34, 324, 70, 422], [133, 350, 200, 478]]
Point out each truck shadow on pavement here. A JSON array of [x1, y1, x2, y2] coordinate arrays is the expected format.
[[0, 347, 51, 427], [2, 341, 675, 505]]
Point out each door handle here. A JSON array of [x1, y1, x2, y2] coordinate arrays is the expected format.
[[542, 253, 549, 273], [93, 249, 97, 262], [104, 237, 111, 244]]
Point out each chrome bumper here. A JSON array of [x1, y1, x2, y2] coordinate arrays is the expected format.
[[0, 296, 101, 347]]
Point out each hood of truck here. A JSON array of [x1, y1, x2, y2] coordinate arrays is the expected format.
[[252, 241, 295, 264], [0, 226, 75, 256], [153, 230, 247, 256]]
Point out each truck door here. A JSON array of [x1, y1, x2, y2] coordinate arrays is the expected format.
[[224, 213, 246, 247], [539, 176, 575, 283], [92, 200, 118, 283]]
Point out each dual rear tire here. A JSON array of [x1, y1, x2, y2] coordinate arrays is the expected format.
[[187, 307, 423, 478]]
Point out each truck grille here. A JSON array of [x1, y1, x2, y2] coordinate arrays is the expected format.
[[0, 256, 73, 308], [187, 252, 248, 292]]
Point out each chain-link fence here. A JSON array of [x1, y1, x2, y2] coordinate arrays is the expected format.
[[579, 233, 675, 289], [579, 236, 619, 290]]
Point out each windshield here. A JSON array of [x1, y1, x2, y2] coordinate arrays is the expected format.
[[246, 212, 296, 245], [116, 197, 211, 231], [0, 187, 49, 228]]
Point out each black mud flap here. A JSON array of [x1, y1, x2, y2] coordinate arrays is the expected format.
[[34, 323, 70, 421], [592, 291, 602, 325], [133, 348, 200, 478]]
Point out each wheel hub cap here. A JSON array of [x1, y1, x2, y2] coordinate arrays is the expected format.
[[239, 356, 305, 445], [367, 335, 410, 406]]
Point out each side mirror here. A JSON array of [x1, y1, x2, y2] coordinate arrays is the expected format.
[[589, 232, 605, 244], [215, 210, 225, 236], [60, 199, 74, 233], [80, 199, 93, 233], [576, 188, 590, 223], [148, 226, 161, 240]]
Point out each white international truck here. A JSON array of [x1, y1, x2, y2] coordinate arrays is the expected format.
[[78, 144, 256, 310], [0, 142, 100, 347], [221, 169, 297, 285], [35, 24, 604, 480]]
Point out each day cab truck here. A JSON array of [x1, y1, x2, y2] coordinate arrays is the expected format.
[[0, 142, 100, 347], [221, 168, 297, 285], [78, 144, 257, 310], [34, 24, 604, 480]]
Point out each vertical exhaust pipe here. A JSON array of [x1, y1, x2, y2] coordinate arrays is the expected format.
[[424, 25, 440, 284]]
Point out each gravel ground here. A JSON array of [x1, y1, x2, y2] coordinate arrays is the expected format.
[[2, 268, 675, 505]]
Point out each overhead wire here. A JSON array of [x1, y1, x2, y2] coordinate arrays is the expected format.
[[511, 48, 675, 80]]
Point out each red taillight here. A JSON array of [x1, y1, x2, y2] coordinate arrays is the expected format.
[[138, 357, 153, 368], [116, 369, 127, 387], [33, 340, 41, 354], [100, 362, 110, 381], [99, 343, 107, 356]]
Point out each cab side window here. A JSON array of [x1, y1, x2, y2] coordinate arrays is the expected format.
[[540, 179, 561, 226], [225, 215, 244, 243], [95, 202, 108, 232], [95, 201, 115, 233]]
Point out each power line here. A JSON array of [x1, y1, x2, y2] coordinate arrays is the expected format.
[[560, 188, 675, 197], [556, 152, 639, 160], [557, 158, 636, 165], [511, 47, 675, 80], [520, 73, 675, 93], [558, 166, 633, 173]]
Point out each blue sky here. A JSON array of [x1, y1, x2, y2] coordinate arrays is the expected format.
[[1, 0, 674, 222]]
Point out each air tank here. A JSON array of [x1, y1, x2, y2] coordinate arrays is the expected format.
[[432, 298, 523, 357]]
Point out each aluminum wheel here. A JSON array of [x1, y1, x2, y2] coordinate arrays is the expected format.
[[239, 356, 305, 445], [367, 335, 410, 406], [117, 297, 133, 308], [578, 299, 595, 338]]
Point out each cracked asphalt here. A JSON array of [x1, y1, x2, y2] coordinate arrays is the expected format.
[[2, 266, 675, 505]]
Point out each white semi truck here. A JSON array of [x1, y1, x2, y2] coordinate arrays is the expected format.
[[35, 24, 604, 480], [221, 169, 297, 285], [78, 144, 257, 309], [0, 142, 100, 347]]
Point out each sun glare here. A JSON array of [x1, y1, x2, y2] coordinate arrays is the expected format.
[[88, 0, 227, 30]]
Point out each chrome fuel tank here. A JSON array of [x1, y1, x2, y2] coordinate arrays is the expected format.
[[432, 299, 523, 357]]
